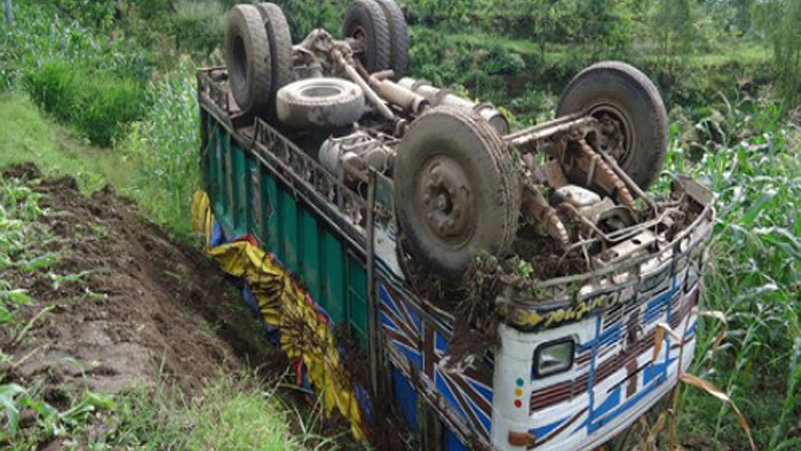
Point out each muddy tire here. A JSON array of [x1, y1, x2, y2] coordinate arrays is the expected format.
[[373, 0, 409, 78], [276, 78, 365, 128], [255, 3, 293, 116], [343, 0, 391, 73], [394, 106, 521, 282], [225, 4, 272, 115], [557, 61, 668, 190]]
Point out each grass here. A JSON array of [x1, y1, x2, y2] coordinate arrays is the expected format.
[[0, 92, 136, 193], [23, 59, 147, 147], [0, 86, 200, 236], [660, 99, 801, 450], [105, 373, 321, 451], [124, 60, 202, 236], [2, 369, 346, 451]]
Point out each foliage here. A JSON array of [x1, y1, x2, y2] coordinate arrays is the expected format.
[[0, 383, 114, 445], [46, 0, 117, 30], [172, 0, 226, 58], [23, 59, 147, 147], [96, 373, 344, 450], [755, 0, 801, 107], [125, 60, 201, 235], [0, 93, 138, 192], [661, 98, 800, 449], [0, 1, 154, 89], [277, 0, 350, 41]]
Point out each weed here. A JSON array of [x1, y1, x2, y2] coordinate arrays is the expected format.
[[0, 383, 114, 445], [104, 371, 350, 450], [172, 0, 226, 59], [23, 59, 147, 147]]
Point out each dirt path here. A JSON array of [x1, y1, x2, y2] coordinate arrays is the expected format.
[[1, 163, 273, 405]]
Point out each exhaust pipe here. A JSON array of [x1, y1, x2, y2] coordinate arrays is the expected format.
[[398, 78, 509, 134]]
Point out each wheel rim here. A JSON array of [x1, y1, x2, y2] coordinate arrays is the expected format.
[[350, 26, 370, 66], [416, 154, 476, 249], [588, 102, 635, 167]]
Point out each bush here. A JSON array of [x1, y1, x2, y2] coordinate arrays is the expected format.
[[484, 44, 525, 76], [46, 0, 117, 30], [172, 0, 225, 58], [24, 59, 147, 147]]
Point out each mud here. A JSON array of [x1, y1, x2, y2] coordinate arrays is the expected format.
[[1, 164, 274, 399]]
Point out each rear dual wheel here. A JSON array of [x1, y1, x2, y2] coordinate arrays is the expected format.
[[343, 0, 409, 78], [225, 3, 293, 116], [557, 61, 668, 190]]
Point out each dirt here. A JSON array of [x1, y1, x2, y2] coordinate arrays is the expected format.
[[0, 163, 273, 402]]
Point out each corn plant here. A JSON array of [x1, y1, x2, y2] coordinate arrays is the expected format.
[[660, 97, 800, 449], [125, 59, 201, 235]]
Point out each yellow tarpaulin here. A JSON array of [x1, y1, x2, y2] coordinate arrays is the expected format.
[[192, 191, 367, 440]]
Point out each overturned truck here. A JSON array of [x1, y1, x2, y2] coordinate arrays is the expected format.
[[195, 1, 715, 450]]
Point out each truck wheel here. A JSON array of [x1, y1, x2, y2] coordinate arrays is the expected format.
[[276, 78, 365, 128], [255, 3, 293, 116], [394, 106, 521, 282], [557, 61, 668, 190], [343, 0, 391, 73], [373, 0, 409, 78], [225, 4, 272, 115]]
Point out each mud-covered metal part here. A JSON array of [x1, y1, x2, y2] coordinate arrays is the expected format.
[[521, 185, 569, 244], [506, 112, 657, 214], [504, 113, 592, 151], [673, 175, 714, 206], [562, 140, 637, 209], [331, 47, 397, 122], [398, 77, 509, 134], [319, 130, 396, 179], [594, 230, 657, 266], [551, 185, 601, 208], [368, 77, 429, 114]]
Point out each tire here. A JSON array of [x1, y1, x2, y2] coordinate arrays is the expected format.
[[374, 0, 409, 78], [394, 106, 521, 282], [255, 3, 294, 116], [276, 78, 365, 128], [557, 61, 668, 190], [342, 0, 391, 73], [225, 4, 272, 115]]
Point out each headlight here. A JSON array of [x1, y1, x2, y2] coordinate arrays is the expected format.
[[533, 338, 575, 378]]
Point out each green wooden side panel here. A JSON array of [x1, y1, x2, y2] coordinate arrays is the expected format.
[[347, 254, 368, 348], [263, 172, 279, 252], [231, 145, 248, 238], [211, 126, 225, 218], [300, 210, 320, 302], [246, 158, 259, 237], [258, 166, 272, 245], [220, 133, 231, 221], [321, 231, 346, 324], [203, 122, 369, 350], [278, 190, 299, 273]]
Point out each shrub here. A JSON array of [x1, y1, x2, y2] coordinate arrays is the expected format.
[[484, 44, 525, 76], [172, 0, 225, 58], [23, 59, 147, 147]]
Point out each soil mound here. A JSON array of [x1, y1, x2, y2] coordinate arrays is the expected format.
[[1, 164, 271, 400]]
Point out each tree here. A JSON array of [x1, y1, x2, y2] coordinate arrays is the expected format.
[[756, 0, 801, 106]]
